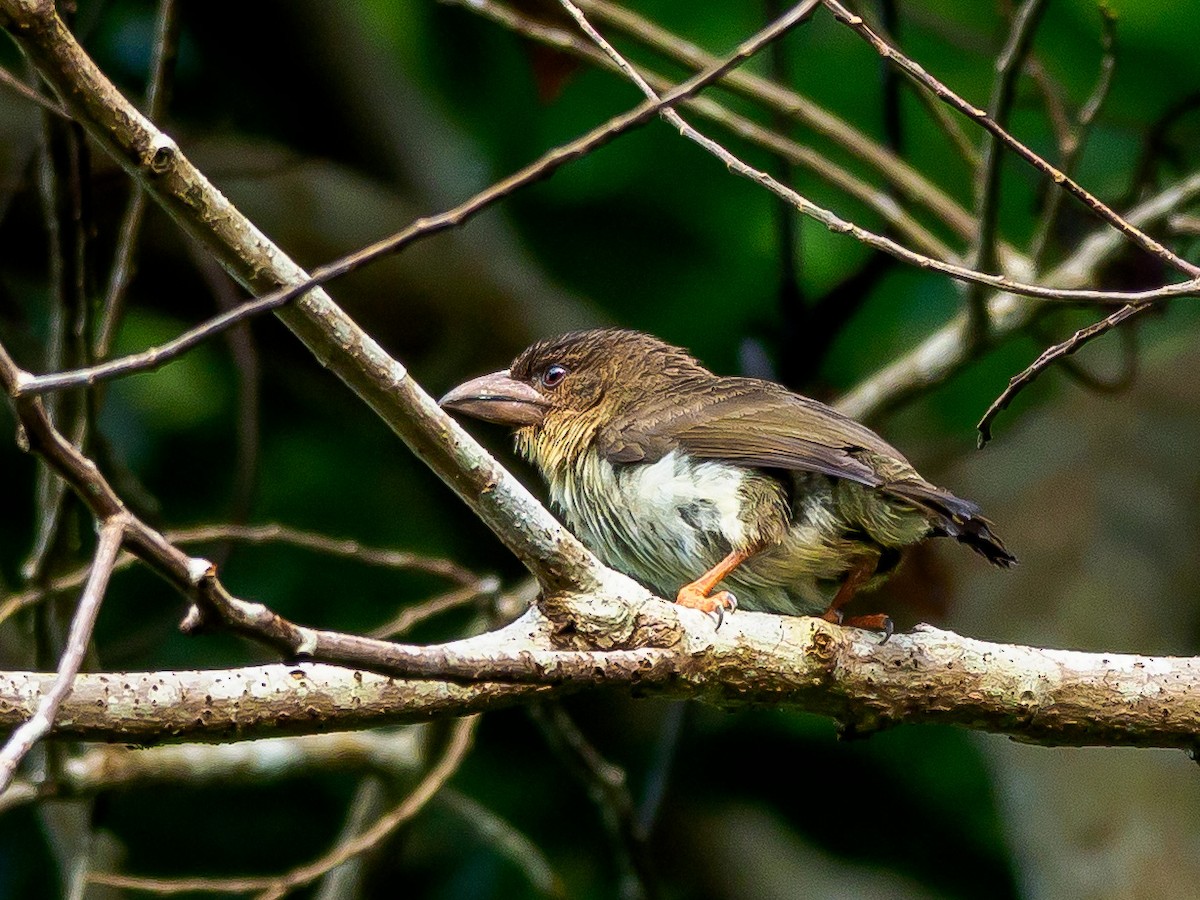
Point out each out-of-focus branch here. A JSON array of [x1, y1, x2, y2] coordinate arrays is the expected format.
[[820, 0, 1200, 280], [0, 519, 123, 793], [965, 0, 1047, 344], [1028, 4, 1118, 264], [837, 170, 1200, 421], [531, 702, 655, 900], [85, 717, 477, 899], [92, 0, 180, 359]]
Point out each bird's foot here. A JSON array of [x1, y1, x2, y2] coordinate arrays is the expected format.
[[823, 609, 894, 644], [675, 585, 737, 628]]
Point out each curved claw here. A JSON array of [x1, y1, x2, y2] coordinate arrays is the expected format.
[[677, 585, 737, 629]]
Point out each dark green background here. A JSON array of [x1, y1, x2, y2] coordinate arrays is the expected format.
[[3, 1, 1200, 897]]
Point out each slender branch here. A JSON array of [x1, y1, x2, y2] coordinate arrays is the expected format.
[[0, 522, 487, 628], [531, 702, 655, 900], [976, 301, 1145, 445], [551, 0, 1200, 388], [439, 789, 563, 898], [454, 0, 954, 260], [92, 0, 180, 359], [369, 579, 500, 640], [259, 716, 477, 900], [837, 169, 1200, 421], [820, 0, 1200, 279], [0, 62, 69, 117], [572, 0, 981, 242], [0, 518, 123, 793], [84, 719, 475, 898], [7, 0, 820, 401], [1029, 6, 1118, 264], [966, 0, 1048, 344]]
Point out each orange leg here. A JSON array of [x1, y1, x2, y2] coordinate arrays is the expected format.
[[676, 548, 751, 627], [821, 556, 894, 643]]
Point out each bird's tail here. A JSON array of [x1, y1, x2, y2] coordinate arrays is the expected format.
[[885, 481, 1016, 567]]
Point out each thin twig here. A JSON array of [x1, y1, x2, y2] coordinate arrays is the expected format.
[[369, 579, 500, 640], [531, 703, 655, 900], [92, 0, 180, 359], [838, 169, 1200, 421], [820, 0, 1200, 279], [12, 0, 822, 398], [440, 789, 564, 898], [86, 717, 476, 897], [966, 0, 1048, 345], [0, 63, 70, 118], [548, 0, 1200, 327], [977, 301, 1146, 445], [0, 519, 124, 794], [0, 522, 487, 627], [188, 245, 261, 530], [1031, 315, 1138, 395], [573, 0, 982, 241], [1029, 6, 1118, 264], [255, 714, 478, 900], [460, 0, 954, 260]]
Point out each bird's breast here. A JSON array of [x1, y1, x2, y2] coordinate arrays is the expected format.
[[546, 450, 751, 594]]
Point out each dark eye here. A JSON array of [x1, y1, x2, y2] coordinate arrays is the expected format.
[[541, 364, 567, 388]]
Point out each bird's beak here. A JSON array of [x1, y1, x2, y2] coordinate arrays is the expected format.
[[438, 370, 549, 427]]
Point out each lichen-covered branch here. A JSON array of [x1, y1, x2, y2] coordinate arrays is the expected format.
[[1, 614, 1198, 751]]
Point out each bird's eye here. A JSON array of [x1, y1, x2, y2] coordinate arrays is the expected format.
[[541, 364, 568, 388]]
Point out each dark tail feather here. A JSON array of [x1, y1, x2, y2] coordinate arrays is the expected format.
[[885, 481, 1017, 568]]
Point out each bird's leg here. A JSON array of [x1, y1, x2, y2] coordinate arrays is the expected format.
[[676, 548, 750, 627], [821, 556, 894, 642]]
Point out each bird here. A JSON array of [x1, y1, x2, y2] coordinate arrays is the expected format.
[[439, 329, 1013, 637]]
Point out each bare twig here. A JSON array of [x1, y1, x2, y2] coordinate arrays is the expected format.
[[369, 579, 500, 640], [85, 720, 474, 896], [966, 0, 1048, 344], [551, 0, 1200, 330], [92, 0, 180, 359], [820, 0, 1200, 279], [1029, 6, 1118, 263], [1033, 315, 1137, 395], [572, 0, 981, 241], [255, 715, 477, 900], [0, 522, 487, 627], [10, 0, 821, 399], [531, 702, 655, 900], [0, 62, 69, 117], [976, 301, 1146, 445], [456, 0, 954, 260], [0, 519, 123, 793], [838, 169, 1200, 420], [188, 246, 261, 529], [441, 789, 564, 898]]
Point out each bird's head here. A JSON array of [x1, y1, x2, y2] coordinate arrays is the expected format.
[[439, 328, 707, 469]]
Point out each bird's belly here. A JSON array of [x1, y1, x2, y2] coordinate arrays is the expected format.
[[549, 452, 840, 614], [549, 452, 744, 597]]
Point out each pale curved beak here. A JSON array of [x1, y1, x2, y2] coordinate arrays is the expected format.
[[438, 370, 549, 427]]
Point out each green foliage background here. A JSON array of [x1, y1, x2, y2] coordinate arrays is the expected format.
[[2, 1, 1200, 897]]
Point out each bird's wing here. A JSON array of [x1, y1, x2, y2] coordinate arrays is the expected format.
[[595, 377, 914, 488], [596, 377, 1016, 566]]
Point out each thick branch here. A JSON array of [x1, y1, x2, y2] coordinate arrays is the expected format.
[[1, 614, 1198, 751]]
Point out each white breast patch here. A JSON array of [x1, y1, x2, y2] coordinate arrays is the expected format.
[[548, 450, 746, 596]]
